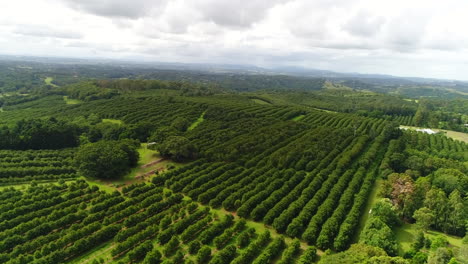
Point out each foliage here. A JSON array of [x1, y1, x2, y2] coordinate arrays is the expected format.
[[74, 140, 139, 179], [156, 136, 196, 161]]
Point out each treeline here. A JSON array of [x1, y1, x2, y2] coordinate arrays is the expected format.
[[0, 118, 80, 149], [413, 99, 468, 132], [142, 70, 326, 92]]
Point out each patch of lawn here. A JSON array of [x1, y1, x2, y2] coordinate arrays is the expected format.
[[291, 114, 305, 121], [442, 130, 468, 143], [45, 77, 58, 87], [188, 111, 206, 131], [395, 223, 463, 255], [353, 177, 382, 244], [102, 118, 123, 125], [83, 177, 117, 194], [107, 143, 186, 187], [63, 96, 82, 105]]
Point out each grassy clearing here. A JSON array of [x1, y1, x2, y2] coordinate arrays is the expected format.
[[63, 96, 82, 105], [188, 111, 206, 131], [102, 118, 124, 125], [442, 130, 468, 143], [44, 77, 58, 87], [395, 223, 463, 255], [87, 143, 185, 191], [291, 114, 305, 121], [323, 81, 353, 90], [400, 125, 468, 143], [84, 177, 117, 194], [353, 177, 383, 244]]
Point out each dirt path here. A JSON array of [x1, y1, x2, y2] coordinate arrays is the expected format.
[[135, 167, 165, 180], [141, 158, 165, 168]]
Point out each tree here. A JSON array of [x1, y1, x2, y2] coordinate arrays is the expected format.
[[318, 244, 387, 264], [143, 249, 162, 264], [412, 231, 426, 251], [196, 246, 211, 264], [74, 140, 139, 179], [428, 247, 452, 264], [360, 217, 398, 256], [446, 190, 466, 236], [381, 173, 416, 219], [157, 136, 196, 161], [413, 207, 435, 232], [163, 236, 179, 257], [171, 117, 191, 132], [371, 199, 400, 227], [424, 188, 448, 232], [412, 252, 428, 264], [430, 236, 448, 251], [148, 126, 179, 143], [433, 168, 467, 196]]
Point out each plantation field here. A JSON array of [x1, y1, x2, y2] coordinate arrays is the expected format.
[[0, 78, 466, 263], [0, 181, 319, 264]]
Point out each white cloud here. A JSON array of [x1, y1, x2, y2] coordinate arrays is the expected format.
[[13, 25, 82, 39], [0, 0, 468, 79], [61, 0, 169, 19]]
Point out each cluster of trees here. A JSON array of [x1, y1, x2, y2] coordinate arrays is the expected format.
[[74, 139, 139, 179], [379, 130, 467, 238], [318, 243, 408, 264], [0, 118, 80, 149], [403, 231, 467, 264], [381, 174, 467, 237], [63, 82, 119, 101], [413, 99, 468, 132], [93, 79, 221, 96], [359, 199, 400, 255]]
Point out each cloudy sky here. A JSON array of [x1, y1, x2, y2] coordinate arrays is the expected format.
[[1, 0, 468, 79]]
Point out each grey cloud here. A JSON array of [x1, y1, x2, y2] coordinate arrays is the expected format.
[[343, 11, 385, 37], [13, 25, 82, 39], [191, 0, 288, 28], [384, 12, 429, 52], [62, 0, 168, 19], [318, 42, 377, 50]]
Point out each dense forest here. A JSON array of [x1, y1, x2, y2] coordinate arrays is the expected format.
[[0, 59, 467, 264]]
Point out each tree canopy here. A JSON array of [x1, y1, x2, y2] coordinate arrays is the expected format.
[[74, 139, 139, 179]]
